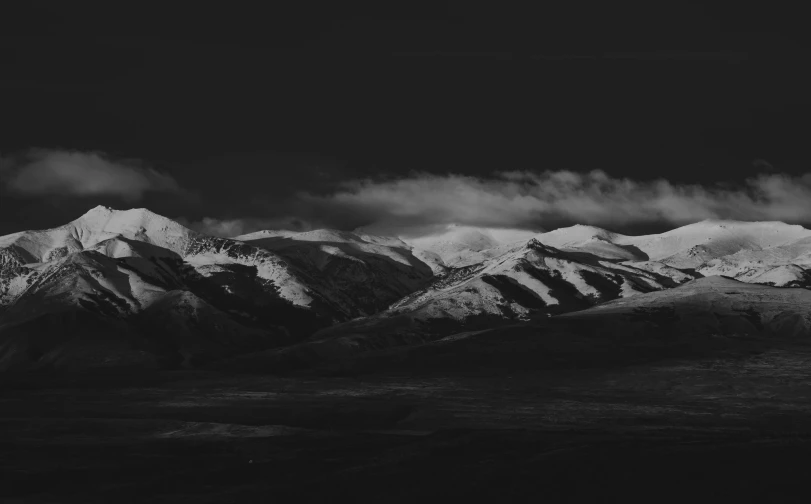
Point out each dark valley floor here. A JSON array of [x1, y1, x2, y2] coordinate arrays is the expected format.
[[4, 341, 811, 503]]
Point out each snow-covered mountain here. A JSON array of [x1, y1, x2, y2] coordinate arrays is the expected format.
[[537, 220, 811, 286], [357, 220, 811, 330], [0, 206, 434, 371], [6, 208, 811, 373], [233, 228, 433, 316], [236, 219, 811, 372], [296, 237, 700, 356], [387, 238, 694, 321]]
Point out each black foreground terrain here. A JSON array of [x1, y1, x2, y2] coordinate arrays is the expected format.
[[4, 341, 811, 503]]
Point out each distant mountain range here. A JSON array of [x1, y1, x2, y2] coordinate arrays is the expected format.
[[3, 206, 811, 372]]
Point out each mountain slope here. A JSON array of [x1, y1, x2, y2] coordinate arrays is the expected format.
[[226, 221, 811, 373], [0, 207, 436, 371], [224, 276, 811, 374], [233, 228, 433, 317], [563, 275, 811, 337], [0, 247, 282, 371], [263, 239, 700, 369], [0, 207, 329, 328], [368, 276, 811, 374], [2, 206, 435, 323], [7, 208, 811, 374]]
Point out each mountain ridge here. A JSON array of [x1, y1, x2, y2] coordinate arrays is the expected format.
[[5, 207, 811, 372]]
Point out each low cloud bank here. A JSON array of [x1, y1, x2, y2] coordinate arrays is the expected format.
[[298, 170, 811, 236], [0, 149, 180, 201], [176, 216, 314, 238]]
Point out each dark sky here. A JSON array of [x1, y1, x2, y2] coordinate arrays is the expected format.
[[3, 3, 811, 236]]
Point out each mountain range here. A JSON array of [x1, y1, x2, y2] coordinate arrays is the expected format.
[[3, 206, 811, 372]]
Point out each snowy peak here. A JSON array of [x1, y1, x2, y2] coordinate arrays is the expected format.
[[524, 237, 555, 252], [402, 224, 538, 270], [81, 204, 114, 216], [406, 226, 500, 253], [537, 219, 811, 262], [0, 206, 198, 265], [405, 224, 537, 250], [626, 220, 811, 262], [70, 206, 197, 256], [537, 224, 624, 247], [533, 219, 811, 281], [536, 226, 645, 261]]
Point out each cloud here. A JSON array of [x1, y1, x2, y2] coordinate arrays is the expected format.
[[176, 216, 315, 238], [298, 170, 811, 236], [0, 149, 180, 201], [752, 158, 775, 171]]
